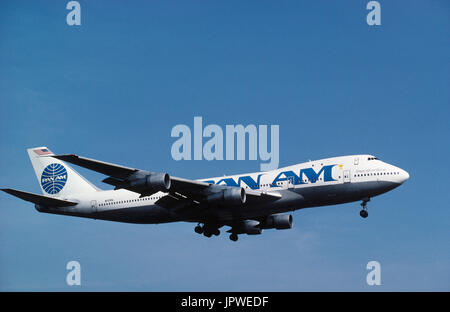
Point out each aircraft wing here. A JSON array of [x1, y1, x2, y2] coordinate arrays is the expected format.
[[1, 188, 78, 207], [155, 181, 282, 209], [53, 154, 138, 179], [53, 154, 282, 207]]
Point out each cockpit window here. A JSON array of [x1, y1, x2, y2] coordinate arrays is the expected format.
[[368, 157, 379, 161]]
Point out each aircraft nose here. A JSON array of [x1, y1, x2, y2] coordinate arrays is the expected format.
[[400, 169, 410, 183]]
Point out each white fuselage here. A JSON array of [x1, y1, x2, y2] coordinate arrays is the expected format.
[[36, 155, 409, 224]]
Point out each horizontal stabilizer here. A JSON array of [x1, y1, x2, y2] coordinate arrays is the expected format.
[[1, 188, 78, 207]]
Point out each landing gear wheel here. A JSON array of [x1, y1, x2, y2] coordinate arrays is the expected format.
[[229, 233, 238, 242], [360, 210, 368, 218], [204, 231, 212, 238], [360, 198, 370, 219], [194, 225, 203, 234], [213, 229, 220, 236]]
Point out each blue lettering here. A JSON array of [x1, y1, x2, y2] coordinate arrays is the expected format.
[[300, 165, 336, 183], [216, 178, 239, 187], [271, 170, 301, 187], [238, 174, 263, 189], [211, 174, 263, 189], [204, 165, 336, 189]]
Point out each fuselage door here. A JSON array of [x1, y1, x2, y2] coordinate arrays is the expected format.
[[343, 170, 351, 183], [287, 176, 295, 189], [91, 200, 97, 214]]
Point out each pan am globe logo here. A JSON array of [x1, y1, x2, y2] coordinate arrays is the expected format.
[[41, 163, 68, 194]]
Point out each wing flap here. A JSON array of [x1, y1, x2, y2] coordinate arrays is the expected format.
[[245, 189, 282, 203], [168, 177, 212, 201], [1, 188, 78, 207]]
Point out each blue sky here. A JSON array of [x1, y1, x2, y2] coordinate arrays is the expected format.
[[0, 0, 449, 291]]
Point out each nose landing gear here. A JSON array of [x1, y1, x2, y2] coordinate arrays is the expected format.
[[360, 198, 370, 218], [360, 209, 368, 218]]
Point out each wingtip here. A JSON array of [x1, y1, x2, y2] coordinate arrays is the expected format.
[[1, 188, 17, 196]]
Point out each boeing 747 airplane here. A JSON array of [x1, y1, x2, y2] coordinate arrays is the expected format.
[[1, 147, 409, 241]]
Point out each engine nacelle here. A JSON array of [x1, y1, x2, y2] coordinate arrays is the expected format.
[[262, 214, 293, 230], [241, 220, 263, 235], [128, 172, 171, 192], [207, 187, 246, 206]]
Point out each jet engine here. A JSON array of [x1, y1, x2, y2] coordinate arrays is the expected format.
[[261, 214, 293, 230], [127, 172, 171, 192], [207, 187, 246, 206], [241, 220, 263, 235]]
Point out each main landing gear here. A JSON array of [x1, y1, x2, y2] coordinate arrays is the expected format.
[[360, 197, 370, 218], [194, 224, 203, 234], [194, 223, 239, 241], [194, 223, 220, 238]]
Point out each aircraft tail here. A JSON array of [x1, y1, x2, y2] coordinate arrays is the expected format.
[[27, 147, 99, 198]]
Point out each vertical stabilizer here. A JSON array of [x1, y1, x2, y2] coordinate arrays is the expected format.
[[27, 147, 99, 198]]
